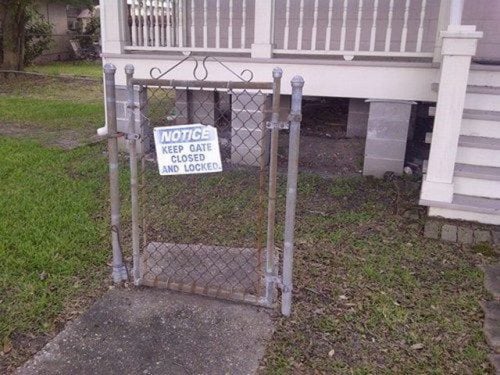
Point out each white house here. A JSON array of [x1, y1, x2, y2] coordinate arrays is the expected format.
[[99, 0, 500, 225]]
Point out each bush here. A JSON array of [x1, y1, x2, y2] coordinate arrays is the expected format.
[[24, 9, 54, 66]]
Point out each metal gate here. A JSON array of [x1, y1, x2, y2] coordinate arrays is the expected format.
[[104, 57, 304, 315]]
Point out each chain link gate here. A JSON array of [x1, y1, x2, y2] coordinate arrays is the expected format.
[[104, 58, 304, 315]]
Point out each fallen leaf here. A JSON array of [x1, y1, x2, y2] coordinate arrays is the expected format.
[[3, 340, 12, 354], [411, 343, 424, 350], [328, 349, 335, 357]]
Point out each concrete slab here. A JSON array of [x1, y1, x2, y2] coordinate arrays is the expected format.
[[141, 243, 267, 305], [16, 288, 274, 375]]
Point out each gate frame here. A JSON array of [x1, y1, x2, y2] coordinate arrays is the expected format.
[[103, 61, 304, 316]]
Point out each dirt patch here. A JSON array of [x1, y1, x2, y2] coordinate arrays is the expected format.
[[0, 123, 103, 150], [279, 134, 365, 177]]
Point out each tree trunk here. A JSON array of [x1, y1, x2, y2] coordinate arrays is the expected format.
[[1, 2, 28, 70]]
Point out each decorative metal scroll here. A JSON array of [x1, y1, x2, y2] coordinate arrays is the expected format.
[[149, 55, 254, 82]]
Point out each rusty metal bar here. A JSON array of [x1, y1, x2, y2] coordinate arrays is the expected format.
[[126, 64, 142, 286], [131, 78, 273, 90], [104, 63, 128, 283], [265, 67, 283, 306], [281, 75, 304, 316]]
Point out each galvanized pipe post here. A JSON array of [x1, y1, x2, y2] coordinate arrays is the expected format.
[[104, 63, 128, 283], [265, 67, 283, 306], [281, 75, 304, 316], [125, 65, 141, 285]]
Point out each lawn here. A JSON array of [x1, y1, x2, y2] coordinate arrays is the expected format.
[[0, 71, 109, 372], [0, 74, 104, 146], [25, 61, 102, 79], [0, 71, 495, 373], [138, 166, 494, 374]]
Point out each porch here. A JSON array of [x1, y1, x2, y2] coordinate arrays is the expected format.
[[100, 0, 500, 225]]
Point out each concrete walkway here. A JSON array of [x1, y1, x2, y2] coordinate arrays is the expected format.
[[16, 288, 274, 375], [482, 263, 500, 373]]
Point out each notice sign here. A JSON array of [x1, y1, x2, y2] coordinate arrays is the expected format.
[[153, 124, 223, 175]]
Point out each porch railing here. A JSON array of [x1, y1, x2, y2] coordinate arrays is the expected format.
[[123, 0, 444, 60]]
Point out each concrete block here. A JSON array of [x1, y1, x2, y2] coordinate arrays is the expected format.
[[231, 92, 268, 111], [347, 99, 369, 138], [364, 139, 407, 160], [231, 145, 265, 167], [368, 101, 413, 120], [362, 100, 414, 177], [232, 109, 265, 128], [231, 128, 266, 149], [346, 112, 369, 138], [457, 227, 474, 244], [362, 157, 404, 177], [474, 229, 492, 244], [441, 224, 458, 242], [366, 119, 411, 141], [424, 221, 441, 239]]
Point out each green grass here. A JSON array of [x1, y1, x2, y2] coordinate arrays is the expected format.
[[0, 138, 109, 359], [0, 97, 103, 130], [0, 75, 104, 142], [134, 167, 493, 373], [26, 61, 102, 79]]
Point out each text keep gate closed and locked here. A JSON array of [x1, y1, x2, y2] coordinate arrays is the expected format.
[[153, 124, 223, 175]]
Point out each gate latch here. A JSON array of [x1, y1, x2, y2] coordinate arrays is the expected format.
[[266, 120, 289, 130]]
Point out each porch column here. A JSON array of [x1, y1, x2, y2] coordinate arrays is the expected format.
[[251, 0, 275, 58], [100, 0, 128, 54], [420, 25, 482, 203]]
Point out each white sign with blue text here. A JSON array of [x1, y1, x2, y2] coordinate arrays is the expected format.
[[153, 124, 223, 175]]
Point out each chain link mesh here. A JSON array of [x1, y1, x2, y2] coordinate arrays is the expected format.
[[133, 82, 279, 305]]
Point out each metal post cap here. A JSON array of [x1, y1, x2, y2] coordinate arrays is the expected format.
[[291, 75, 305, 87], [125, 64, 135, 75], [103, 63, 117, 74], [272, 67, 283, 78]]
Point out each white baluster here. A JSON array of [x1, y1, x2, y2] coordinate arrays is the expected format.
[[155, 0, 160, 47], [297, 0, 304, 50], [283, 0, 291, 50], [385, 0, 394, 51], [325, 0, 333, 51], [178, 0, 184, 47], [166, 0, 171, 46], [216, 0, 220, 49], [142, 1, 148, 46], [340, 0, 348, 50], [160, 0, 165, 46], [369, 0, 379, 51], [355, 0, 363, 51], [149, 3, 154, 46], [400, 0, 411, 52], [416, 0, 427, 52], [137, 0, 143, 46], [191, 0, 195, 47], [311, 0, 319, 51], [241, 0, 247, 48], [131, 0, 137, 46], [228, 0, 233, 48], [203, 0, 208, 48]]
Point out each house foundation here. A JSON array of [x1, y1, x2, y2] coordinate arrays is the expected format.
[[346, 98, 369, 138], [363, 100, 415, 177]]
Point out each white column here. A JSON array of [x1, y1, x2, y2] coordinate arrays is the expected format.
[[100, 0, 128, 54], [251, 0, 275, 58], [450, 0, 465, 25], [433, 0, 451, 62], [420, 25, 482, 203]]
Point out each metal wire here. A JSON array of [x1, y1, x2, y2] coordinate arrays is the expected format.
[[130, 79, 278, 306]]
